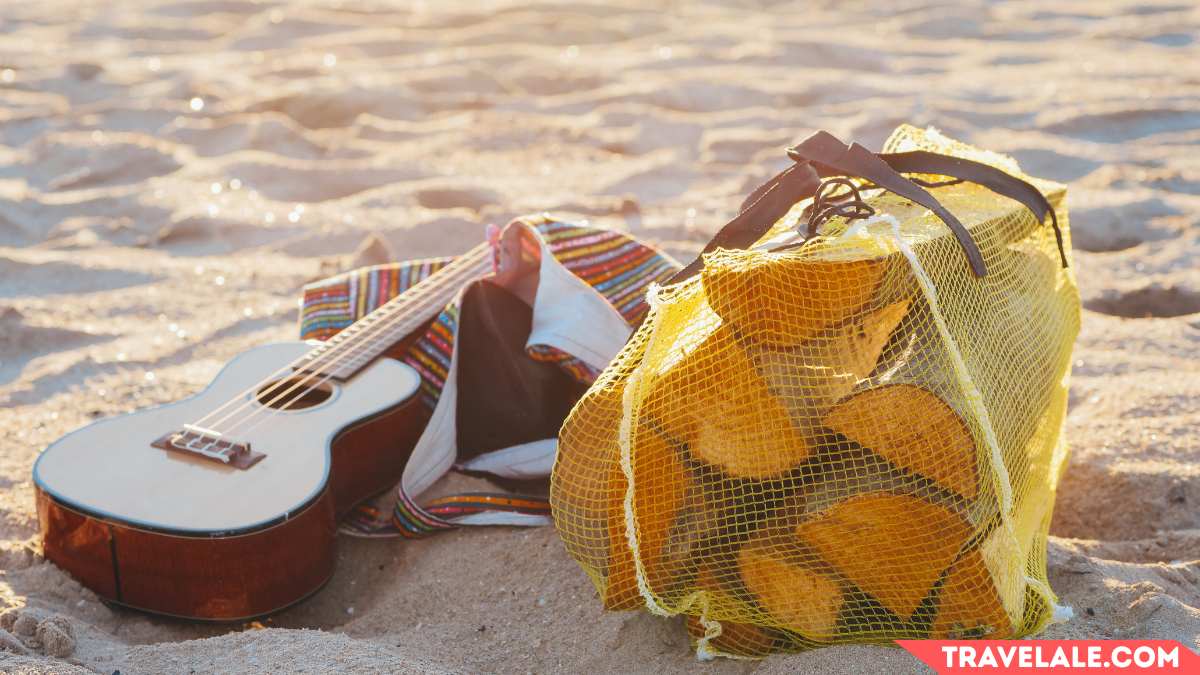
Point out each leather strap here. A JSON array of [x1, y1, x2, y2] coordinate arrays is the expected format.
[[666, 162, 821, 284], [670, 131, 1067, 284], [881, 151, 1067, 268]]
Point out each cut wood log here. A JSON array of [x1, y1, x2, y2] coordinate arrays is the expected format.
[[807, 286, 984, 503], [686, 568, 782, 657], [795, 492, 970, 619], [598, 459, 641, 611], [931, 547, 1015, 639], [823, 384, 978, 500], [690, 466, 803, 554], [646, 326, 812, 479], [750, 298, 912, 437], [603, 424, 692, 610], [549, 384, 627, 593], [810, 298, 913, 383], [792, 442, 927, 519], [552, 336, 699, 610], [737, 537, 844, 641], [818, 244, 1074, 504], [704, 163, 1066, 350], [703, 249, 888, 347]]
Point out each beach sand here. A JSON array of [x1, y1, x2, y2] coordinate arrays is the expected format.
[[1, 0, 1197, 671]]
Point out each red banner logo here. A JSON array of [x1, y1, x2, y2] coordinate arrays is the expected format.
[[896, 640, 1198, 673]]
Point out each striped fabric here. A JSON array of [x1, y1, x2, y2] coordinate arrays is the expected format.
[[403, 305, 458, 412], [301, 258, 457, 413], [538, 219, 678, 324], [515, 219, 679, 383], [301, 258, 452, 340], [298, 214, 680, 537], [344, 491, 555, 539]]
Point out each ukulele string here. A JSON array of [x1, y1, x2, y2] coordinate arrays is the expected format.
[[184, 352, 334, 433], [188, 242, 491, 436], [196, 250, 486, 440], [215, 281, 457, 436], [220, 247, 493, 439], [203, 244, 494, 439], [208, 245, 492, 437], [180, 255, 467, 434]]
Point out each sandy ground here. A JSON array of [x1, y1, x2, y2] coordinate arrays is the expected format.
[[0, 0, 1198, 672]]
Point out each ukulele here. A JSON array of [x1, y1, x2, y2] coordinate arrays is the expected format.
[[34, 242, 496, 620]]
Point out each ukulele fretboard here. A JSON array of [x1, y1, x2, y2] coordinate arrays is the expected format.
[[295, 242, 493, 381]]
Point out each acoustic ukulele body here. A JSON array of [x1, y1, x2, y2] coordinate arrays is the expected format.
[[33, 341, 426, 620]]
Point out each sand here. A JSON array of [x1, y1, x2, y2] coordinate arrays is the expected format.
[[1, 0, 1197, 672]]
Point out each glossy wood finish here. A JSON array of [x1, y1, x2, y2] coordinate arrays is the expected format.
[[39, 486, 335, 620], [36, 492, 117, 599], [328, 392, 430, 517]]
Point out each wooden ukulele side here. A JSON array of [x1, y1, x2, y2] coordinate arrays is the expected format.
[[37, 485, 338, 620], [329, 322, 434, 517]]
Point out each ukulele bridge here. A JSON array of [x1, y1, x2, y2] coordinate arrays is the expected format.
[[151, 425, 265, 470]]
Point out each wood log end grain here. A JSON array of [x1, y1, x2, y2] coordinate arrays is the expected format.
[[703, 251, 887, 347], [737, 538, 844, 642], [795, 492, 971, 620], [931, 548, 1016, 639], [823, 384, 979, 500], [602, 425, 692, 610]]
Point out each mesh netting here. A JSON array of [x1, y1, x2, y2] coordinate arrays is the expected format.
[[550, 125, 1080, 658]]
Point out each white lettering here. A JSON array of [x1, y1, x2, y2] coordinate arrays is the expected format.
[[921, 640, 1181, 670], [941, 645, 957, 668], [997, 645, 1017, 668]]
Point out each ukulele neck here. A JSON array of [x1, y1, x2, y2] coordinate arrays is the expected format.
[[295, 242, 493, 381]]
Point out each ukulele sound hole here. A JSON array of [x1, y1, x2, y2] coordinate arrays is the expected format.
[[255, 378, 333, 410]]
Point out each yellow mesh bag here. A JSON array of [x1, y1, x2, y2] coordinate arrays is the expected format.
[[551, 125, 1080, 658]]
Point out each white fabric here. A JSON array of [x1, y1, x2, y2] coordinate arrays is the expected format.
[[448, 511, 553, 527], [401, 223, 632, 507], [526, 234, 633, 370], [457, 438, 558, 479], [400, 289, 466, 500]]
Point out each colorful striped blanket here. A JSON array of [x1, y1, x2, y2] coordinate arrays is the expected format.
[[298, 214, 679, 537]]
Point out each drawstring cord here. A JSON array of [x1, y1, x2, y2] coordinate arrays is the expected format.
[[804, 177, 876, 239], [774, 174, 970, 252]]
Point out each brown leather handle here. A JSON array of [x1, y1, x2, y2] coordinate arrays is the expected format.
[[668, 131, 1067, 287], [666, 161, 822, 285], [880, 150, 1067, 268]]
